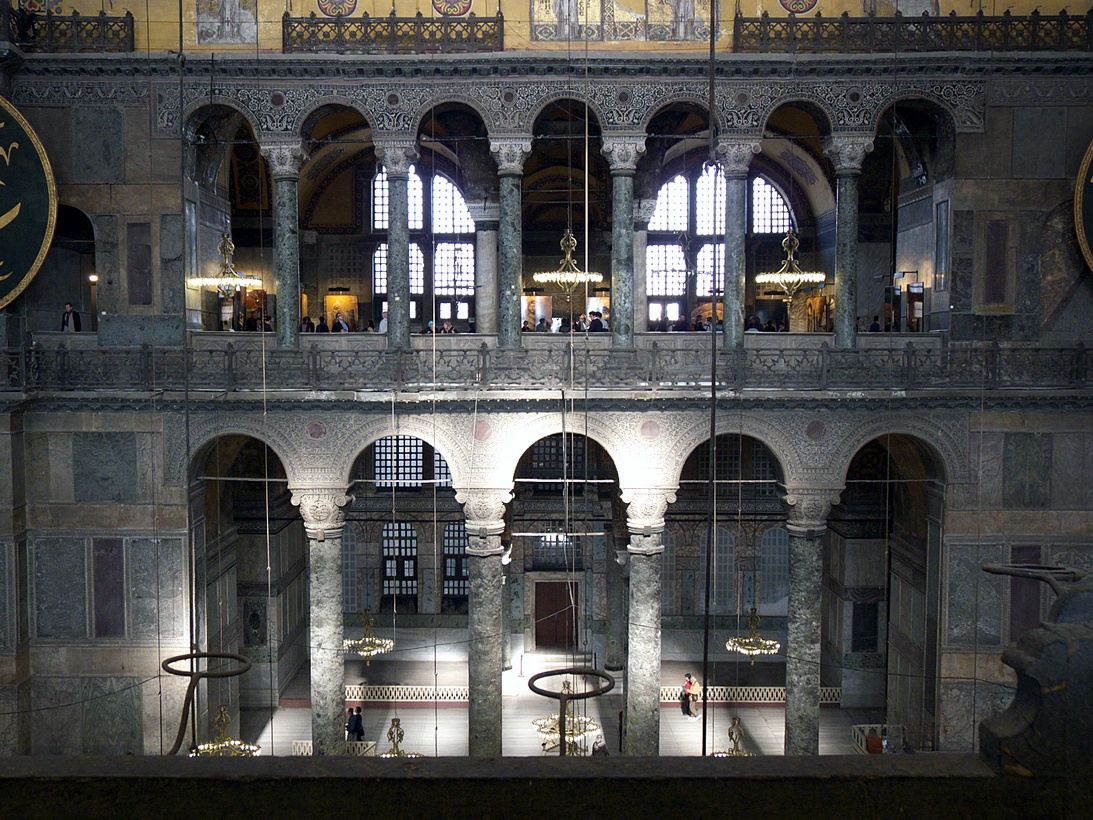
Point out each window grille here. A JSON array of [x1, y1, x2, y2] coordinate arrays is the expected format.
[[374, 436, 424, 489], [759, 527, 789, 614], [382, 522, 417, 596], [443, 522, 469, 597], [751, 176, 793, 234]]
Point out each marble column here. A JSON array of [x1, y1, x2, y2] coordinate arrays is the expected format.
[[717, 138, 760, 349], [823, 135, 873, 349], [606, 547, 628, 671], [501, 547, 513, 671], [468, 202, 500, 336], [490, 139, 530, 350], [376, 140, 419, 350], [782, 489, 836, 756], [261, 139, 307, 349], [457, 488, 513, 757], [632, 199, 656, 335], [291, 487, 352, 755], [602, 136, 646, 349], [622, 489, 675, 756]]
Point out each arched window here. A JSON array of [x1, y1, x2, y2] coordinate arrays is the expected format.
[[372, 166, 475, 328], [372, 435, 451, 491], [382, 522, 417, 597], [750, 176, 793, 235], [759, 526, 789, 616]]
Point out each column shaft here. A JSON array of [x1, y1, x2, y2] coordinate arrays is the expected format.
[[723, 173, 748, 348], [834, 172, 860, 348], [387, 171, 411, 349], [785, 528, 823, 755], [624, 547, 661, 755], [497, 174, 522, 349], [606, 549, 627, 671], [610, 170, 635, 348], [468, 549, 504, 756], [273, 176, 301, 349], [309, 535, 345, 755]]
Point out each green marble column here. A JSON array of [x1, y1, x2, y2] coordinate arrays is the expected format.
[[490, 139, 530, 350], [823, 135, 873, 349], [260, 139, 307, 349], [376, 140, 418, 350]]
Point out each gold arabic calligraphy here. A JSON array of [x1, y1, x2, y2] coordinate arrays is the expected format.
[[0, 120, 21, 280]]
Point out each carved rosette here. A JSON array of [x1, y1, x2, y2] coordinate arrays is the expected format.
[[374, 140, 419, 178], [621, 489, 677, 543], [717, 138, 762, 178], [490, 138, 532, 176], [601, 135, 646, 175], [782, 487, 841, 537], [456, 489, 513, 552], [291, 489, 352, 540], [822, 135, 874, 175], [260, 139, 308, 180]]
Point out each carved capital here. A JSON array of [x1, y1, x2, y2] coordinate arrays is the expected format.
[[716, 138, 762, 177], [291, 488, 352, 540], [490, 138, 531, 176], [466, 201, 501, 228], [822, 135, 874, 175], [375, 139, 419, 178], [782, 486, 841, 535], [621, 488, 677, 537], [455, 488, 513, 538], [634, 197, 658, 226], [260, 139, 307, 180], [601, 135, 646, 174]]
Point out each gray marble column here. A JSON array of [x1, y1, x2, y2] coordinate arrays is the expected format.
[[622, 489, 675, 756], [490, 139, 530, 350], [261, 140, 307, 349], [823, 135, 873, 349], [717, 138, 760, 349], [468, 202, 500, 336], [782, 489, 835, 756], [376, 140, 418, 350], [632, 199, 656, 335], [606, 548, 628, 671], [457, 488, 513, 757], [501, 565, 513, 671], [291, 488, 352, 756], [602, 136, 646, 349]]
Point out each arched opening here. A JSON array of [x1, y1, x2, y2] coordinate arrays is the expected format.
[[27, 205, 96, 333]]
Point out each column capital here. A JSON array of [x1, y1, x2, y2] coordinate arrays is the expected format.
[[634, 197, 658, 227], [822, 134, 874, 175], [375, 139, 419, 178], [291, 488, 352, 540], [601, 135, 646, 174], [260, 139, 308, 180], [782, 486, 841, 534], [456, 488, 513, 540], [490, 137, 531, 176], [621, 488, 677, 540], [716, 137, 762, 177], [467, 201, 501, 229]]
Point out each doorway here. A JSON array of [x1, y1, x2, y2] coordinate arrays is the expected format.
[[535, 581, 577, 648]]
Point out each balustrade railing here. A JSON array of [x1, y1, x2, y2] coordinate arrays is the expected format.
[[2, 1, 134, 52], [4, 341, 1088, 395], [282, 10, 503, 54], [732, 8, 1093, 53]]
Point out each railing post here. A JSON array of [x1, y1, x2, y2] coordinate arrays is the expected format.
[[819, 342, 829, 390], [225, 342, 235, 391], [308, 345, 319, 388], [904, 341, 914, 390], [476, 341, 489, 384], [649, 341, 660, 383]]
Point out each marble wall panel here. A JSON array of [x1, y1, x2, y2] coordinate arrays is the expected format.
[[1012, 108, 1067, 179], [421, 568, 436, 614], [34, 537, 87, 639], [1002, 432, 1052, 509], [29, 676, 82, 754], [1051, 433, 1093, 510], [945, 541, 1004, 649], [937, 678, 1013, 752], [73, 432, 137, 504], [0, 538, 10, 651], [72, 107, 124, 185], [130, 537, 185, 641], [0, 686, 15, 754], [81, 677, 142, 755], [509, 574, 523, 622]]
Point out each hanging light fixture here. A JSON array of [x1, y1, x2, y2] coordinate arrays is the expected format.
[[725, 607, 781, 665], [533, 229, 603, 295], [754, 229, 826, 318], [531, 680, 600, 756], [190, 705, 261, 757], [343, 609, 395, 666], [187, 233, 263, 298], [379, 717, 423, 758]]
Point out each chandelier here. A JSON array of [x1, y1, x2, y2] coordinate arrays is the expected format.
[[379, 718, 423, 758], [187, 233, 263, 298], [531, 681, 600, 756], [754, 230, 826, 309], [343, 609, 394, 666], [190, 705, 260, 757], [725, 607, 781, 665], [532, 229, 603, 294]]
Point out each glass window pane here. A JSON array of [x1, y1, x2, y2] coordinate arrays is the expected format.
[[695, 243, 725, 297], [432, 175, 475, 233], [751, 176, 793, 234], [649, 175, 688, 232], [646, 244, 688, 296], [696, 165, 726, 236]]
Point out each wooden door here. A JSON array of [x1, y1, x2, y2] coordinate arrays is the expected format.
[[535, 581, 577, 648]]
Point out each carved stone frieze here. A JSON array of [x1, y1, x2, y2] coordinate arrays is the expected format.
[[291, 488, 352, 540], [601, 135, 646, 174], [374, 139, 419, 177], [989, 77, 1093, 106], [823, 134, 875, 174], [489, 137, 531, 176], [12, 79, 149, 109]]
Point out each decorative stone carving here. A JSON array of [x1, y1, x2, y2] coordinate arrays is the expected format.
[[782, 487, 841, 534], [621, 489, 677, 536], [291, 489, 352, 540], [490, 138, 531, 176], [456, 489, 513, 541], [822, 135, 874, 175], [601, 135, 646, 174], [260, 139, 308, 179], [374, 139, 419, 178], [716, 137, 762, 177]]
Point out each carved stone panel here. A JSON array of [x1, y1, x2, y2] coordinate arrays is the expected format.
[[73, 432, 137, 504], [1002, 432, 1052, 510], [34, 537, 87, 639], [81, 677, 143, 755], [130, 537, 185, 641], [945, 540, 1003, 649]]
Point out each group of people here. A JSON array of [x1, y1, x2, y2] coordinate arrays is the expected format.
[[857, 315, 884, 333], [744, 316, 787, 333], [300, 311, 366, 333], [648, 317, 723, 333], [680, 673, 702, 719], [422, 320, 457, 334], [345, 707, 364, 742], [522, 311, 610, 333]]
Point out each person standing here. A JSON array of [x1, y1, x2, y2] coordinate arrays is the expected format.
[[61, 302, 81, 332], [681, 673, 694, 717], [348, 707, 364, 742], [378, 310, 388, 333], [332, 312, 350, 333], [316, 316, 329, 333]]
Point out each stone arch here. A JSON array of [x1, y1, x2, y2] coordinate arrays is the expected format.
[[868, 90, 962, 145], [164, 412, 302, 486], [827, 411, 968, 486], [526, 92, 609, 140], [294, 98, 374, 140], [757, 96, 836, 142]]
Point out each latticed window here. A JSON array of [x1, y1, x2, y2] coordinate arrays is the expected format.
[[699, 527, 736, 615], [443, 522, 468, 597], [759, 527, 789, 615], [533, 532, 580, 570], [433, 243, 475, 296], [697, 437, 741, 483], [648, 174, 688, 231], [751, 176, 793, 234], [374, 436, 424, 489], [695, 164, 725, 235], [753, 441, 777, 497], [382, 522, 417, 596], [695, 243, 725, 297], [373, 243, 424, 296], [373, 166, 424, 230], [646, 245, 688, 297], [432, 175, 475, 233], [433, 450, 452, 488], [342, 524, 360, 613], [530, 434, 585, 493]]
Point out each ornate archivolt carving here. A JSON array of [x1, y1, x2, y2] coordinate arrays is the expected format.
[[823, 134, 875, 174], [601, 135, 646, 174], [374, 139, 419, 177], [291, 488, 352, 540], [490, 137, 532, 176], [717, 137, 763, 177], [621, 488, 678, 538], [259, 138, 308, 179]]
